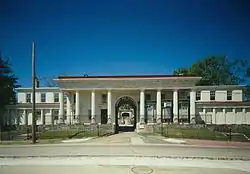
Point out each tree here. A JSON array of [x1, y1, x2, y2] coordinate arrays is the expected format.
[[173, 56, 250, 98], [0, 56, 20, 127]]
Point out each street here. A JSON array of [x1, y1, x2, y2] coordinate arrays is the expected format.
[[1, 132, 250, 173]]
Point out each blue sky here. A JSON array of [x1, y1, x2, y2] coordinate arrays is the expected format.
[[1, 0, 250, 87]]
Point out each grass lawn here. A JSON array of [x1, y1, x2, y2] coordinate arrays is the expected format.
[[141, 127, 228, 141]]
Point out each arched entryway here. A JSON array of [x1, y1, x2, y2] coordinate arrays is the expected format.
[[115, 96, 137, 133]]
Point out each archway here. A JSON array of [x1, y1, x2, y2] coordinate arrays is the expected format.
[[115, 96, 137, 133]]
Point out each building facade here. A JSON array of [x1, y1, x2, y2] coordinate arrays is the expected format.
[[4, 75, 250, 131]]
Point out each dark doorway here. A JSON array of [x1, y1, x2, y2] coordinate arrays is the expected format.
[[101, 109, 108, 124], [115, 96, 137, 133]]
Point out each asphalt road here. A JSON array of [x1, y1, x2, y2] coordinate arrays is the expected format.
[[1, 157, 250, 173], [0, 144, 250, 159]]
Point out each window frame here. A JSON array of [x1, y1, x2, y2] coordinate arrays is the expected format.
[[210, 91, 215, 100], [41, 93, 46, 103], [26, 93, 31, 103], [54, 93, 59, 103]]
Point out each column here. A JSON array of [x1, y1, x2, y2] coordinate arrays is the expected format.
[[50, 109, 54, 125], [41, 109, 45, 125], [213, 108, 216, 124], [190, 90, 196, 124], [16, 109, 20, 125], [140, 90, 145, 123], [24, 109, 28, 126], [223, 108, 226, 124], [156, 90, 162, 123], [173, 90, 178, 123], [107, 90, 112, 124], [91, 90, 96, 124], [59, 91, 64, 123], [75, 91, 80, 122], [66, 93, 72, 124]]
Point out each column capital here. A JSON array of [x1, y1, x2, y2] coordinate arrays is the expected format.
[[173, 89, 179, 92], [139, 89, 145, 92]]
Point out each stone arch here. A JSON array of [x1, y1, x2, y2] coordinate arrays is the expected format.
[[114, 95, 137, 133]]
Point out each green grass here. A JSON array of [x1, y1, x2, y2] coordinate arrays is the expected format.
[[142, 127, 228, 141]]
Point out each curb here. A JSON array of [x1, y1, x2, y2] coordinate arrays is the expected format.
[[0, 154, 249, 161]]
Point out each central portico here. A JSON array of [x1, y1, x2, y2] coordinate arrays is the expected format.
[[55, 75, 201, 131]]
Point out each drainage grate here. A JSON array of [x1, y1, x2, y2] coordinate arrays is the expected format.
[[131, 166, 153, 174]]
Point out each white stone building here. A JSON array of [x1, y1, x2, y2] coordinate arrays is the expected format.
[[4, 75, 250, 131]]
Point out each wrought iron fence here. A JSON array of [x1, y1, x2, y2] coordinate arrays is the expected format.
[[0, 123, 114, 142]]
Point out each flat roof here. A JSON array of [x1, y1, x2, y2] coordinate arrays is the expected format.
[[57, 74, 200, 79]]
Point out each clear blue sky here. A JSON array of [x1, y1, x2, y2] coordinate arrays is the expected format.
[[1, 0, 250, 87]]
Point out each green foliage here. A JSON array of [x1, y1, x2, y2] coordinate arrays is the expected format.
[[173, 56, 250, 98], [0, 56, 20, 126]]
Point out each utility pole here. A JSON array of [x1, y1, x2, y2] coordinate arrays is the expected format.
[[32, 41, 37, 144]]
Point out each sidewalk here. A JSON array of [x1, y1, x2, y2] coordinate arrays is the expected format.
[[186, 139, 250, 149]]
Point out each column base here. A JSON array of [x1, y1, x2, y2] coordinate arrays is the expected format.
[[173, 118, 178, 124], [90, 118, 96, 124], [156, 117, 161, 124], [107, 118, 112, 124]]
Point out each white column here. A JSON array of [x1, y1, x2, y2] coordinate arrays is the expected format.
[[66, 93, 72, 124], [50, 109, 54, 125], [223, 108, 226, 124], [59, 91, 64, 123], [156, 90, 162, 123], [91, 90, 96, 124], [107, 90, 112, 124], [213, 108, 216, 124], [75, 91, 80, 122], [41, 109, 45, 125], [24, 109, 27, 126], [190, 90, 196, 124], [140, 90, 145, 123], [173, 90, 178, 123]]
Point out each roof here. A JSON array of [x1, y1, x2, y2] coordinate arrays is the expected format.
[[57, 74, 200, 79]]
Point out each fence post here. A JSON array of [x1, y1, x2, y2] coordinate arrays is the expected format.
[[97, 124, 100, 136]]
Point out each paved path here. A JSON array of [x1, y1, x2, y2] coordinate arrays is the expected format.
[[1, 132, 250, 159]]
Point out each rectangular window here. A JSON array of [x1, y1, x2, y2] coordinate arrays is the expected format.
[[88, 109, 91, 120], [36, 110, 41, 121], [26, 93, 31, 103], [227, 91, 232, 100], [102, 94, 107, 104], [196, 91, 201, 100], [53, 110, 59, 120], [161, 94, 166, 100], [73, 94, 76, 103], [145, 94, 151, 101], [41, 93, 46, 103], [54, 93, 59, 102], [210, 91, 215, 100]]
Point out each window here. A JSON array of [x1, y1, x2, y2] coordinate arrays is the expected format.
[[227, 91, 232, 100], [210, 91, 215, 100], [102, 94, 107, 103], [88, 109, 91, 120], [145, 94, 151, 101], [54, 93, 59, 102], [41, 93, 46, 103], [26, 93, 31, 103], [161, 94, 166, 100], [53, 110, 59, 120], [36, 110, 41, 121], [196, 91, 201, 100], [73, 94, 76, 103]]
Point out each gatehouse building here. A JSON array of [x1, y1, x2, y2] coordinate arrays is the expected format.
[[4, 75, 250, 131]]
